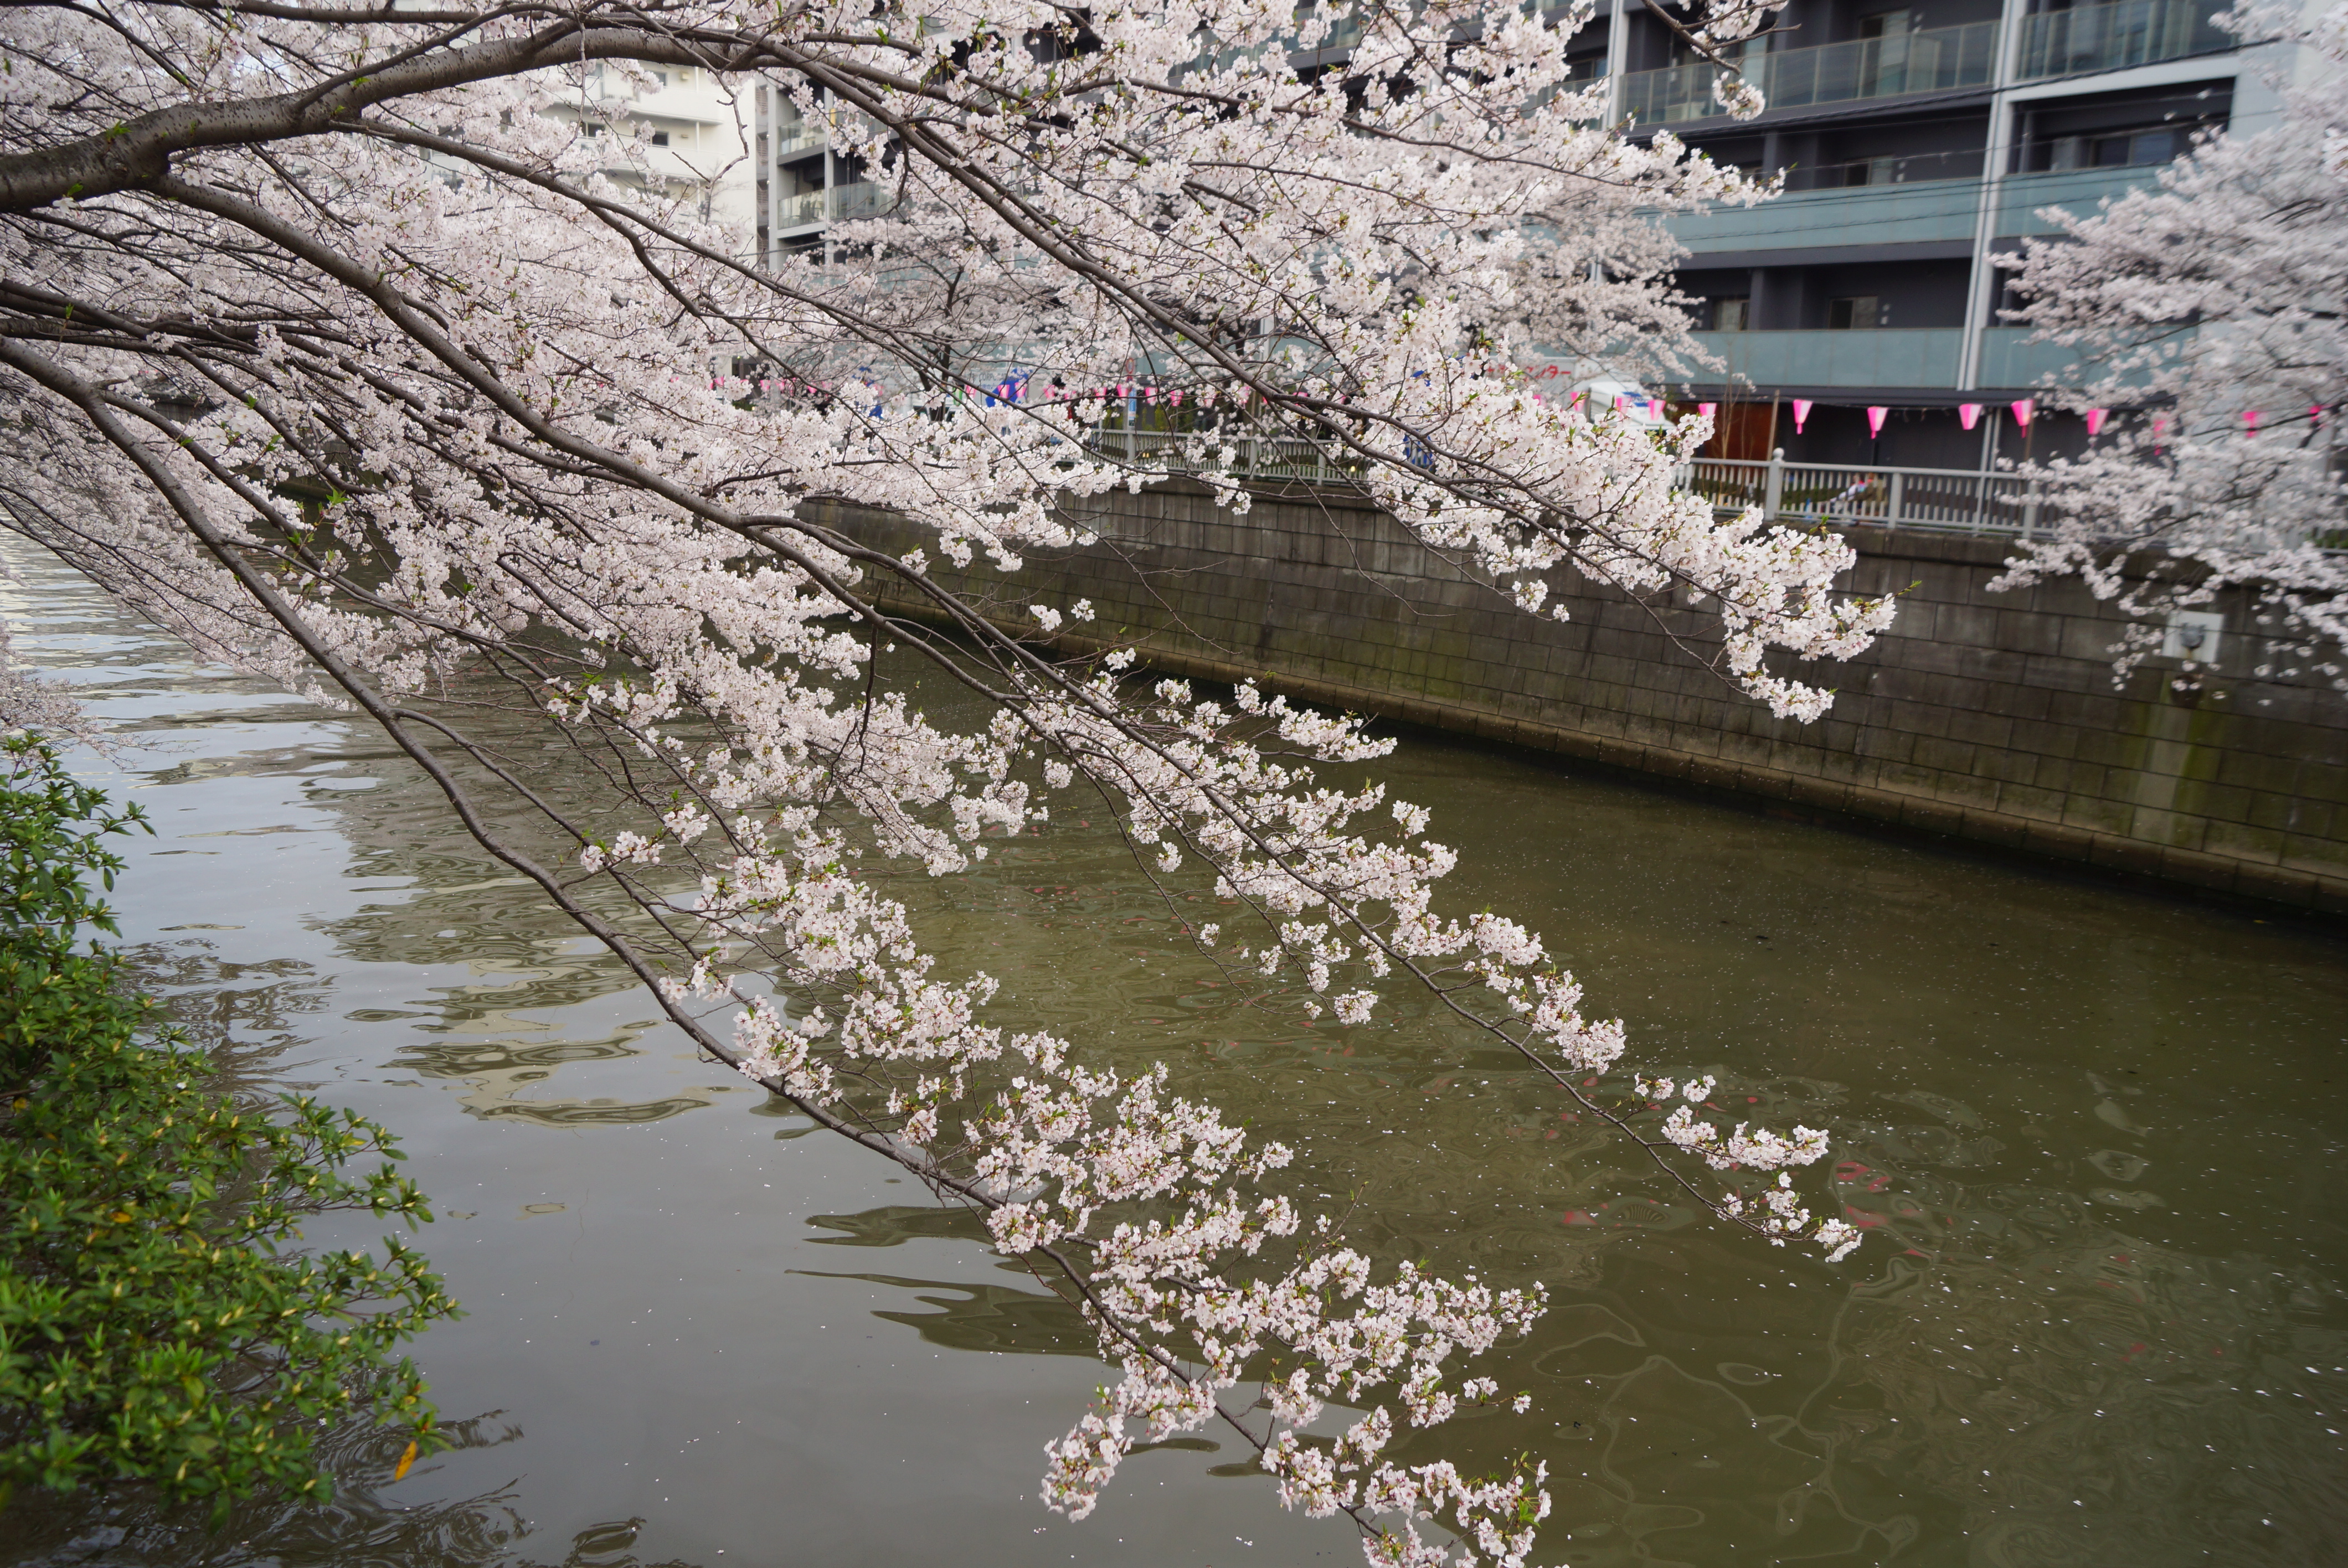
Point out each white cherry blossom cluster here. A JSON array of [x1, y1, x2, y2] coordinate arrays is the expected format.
[[0, 1, 1881, 1560], [2000, 0, 2348, 683]]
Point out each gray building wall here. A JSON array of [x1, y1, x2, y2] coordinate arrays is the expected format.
[[810, 482, 2348, 914]]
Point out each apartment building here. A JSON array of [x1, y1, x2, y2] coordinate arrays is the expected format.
[[1613, 0, 2286, 470], [753, 87, 896, 265], [730, 1, 2287, 467], [549, 65, 759, 236]]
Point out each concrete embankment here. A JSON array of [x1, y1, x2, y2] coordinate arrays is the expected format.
[[807, 480, 2348, 915]]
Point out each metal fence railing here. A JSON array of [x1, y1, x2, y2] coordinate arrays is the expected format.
[[1077, 432, 2348, 550], [2017, 0, 2233, 80], [775, 180, 895, 230], [1681, 454, 2052, 537], [1087, 432, 2067, 538], [1621, 19, 1999, 126]]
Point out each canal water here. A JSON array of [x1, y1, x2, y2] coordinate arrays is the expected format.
[[3, 542, 2345, 1568]]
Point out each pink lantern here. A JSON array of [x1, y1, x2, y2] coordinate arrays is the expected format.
[[2313, 403, 2326, 429], [1958, 403, 1981, 430], [2011, 399, 2033, 428], [2244, 409, 2261, 435], [1791, 398, 1813, 434], [1697, 401, 1717, 420], [2085, 408, 2107, 436], [1867, 406, 1888, 438]]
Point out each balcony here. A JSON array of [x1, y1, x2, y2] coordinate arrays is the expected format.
[[1974, 328, 2083, 388], [772, 121, 829, 159], [776, 180, 895, 230], [1690, 327, 1965, 387], [2017, 0, 2233, 80], [1667, 177, 1983, 255], [1678, 327, 2147, 391], [1287, 0, 1595, 65], [1993, 163, 2167, 236], [1971, 326, 2176, 389], [832, 181, 894, 220], [1623, 20, 1997, 126]]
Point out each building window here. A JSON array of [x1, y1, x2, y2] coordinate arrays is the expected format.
[[1844, 156, 1899, 185], [1712, 297, 1750, 331], [2097, 127, 2186, 164], [2041, 125, 2202, 171], [651, 131, 671, 147], [1827, 295, 1882, 329], [1857, 9, 1915, 38]]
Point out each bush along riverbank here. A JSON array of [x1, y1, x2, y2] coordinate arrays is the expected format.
[[0, 734, 457, 1524]]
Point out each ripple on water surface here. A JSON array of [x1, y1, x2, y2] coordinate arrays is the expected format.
[[3, 544, 2344, 1567]]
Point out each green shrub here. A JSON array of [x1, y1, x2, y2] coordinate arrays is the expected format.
[[0, 733, 459, 1523]]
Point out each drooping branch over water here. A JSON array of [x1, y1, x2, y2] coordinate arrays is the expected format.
[[0, 2, 1882, 1559]]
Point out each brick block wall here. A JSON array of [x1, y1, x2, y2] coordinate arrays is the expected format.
[[805, 481, 2348, 914]]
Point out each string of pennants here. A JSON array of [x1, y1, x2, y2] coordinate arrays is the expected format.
[[689, 364, 1667, 420], [1688, 397, 2329, 439], [1687, 398, 2067, 435], [694, 373, 2322, 441]]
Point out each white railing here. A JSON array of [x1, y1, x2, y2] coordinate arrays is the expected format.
[[1682, 453, 2051, 538], [1090, 431, 2056, 536]]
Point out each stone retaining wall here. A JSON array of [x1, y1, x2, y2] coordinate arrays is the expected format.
[[806, 481, 2348, 915]]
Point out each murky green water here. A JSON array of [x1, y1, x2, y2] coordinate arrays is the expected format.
[[4, 543, 2345, 1568]]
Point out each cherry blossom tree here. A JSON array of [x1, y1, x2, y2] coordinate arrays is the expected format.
[[2003, 1, 2348, 683], [0, 2, 1879, 1560], [0, 617, 91, 741]]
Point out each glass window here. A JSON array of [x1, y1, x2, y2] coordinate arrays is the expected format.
[[1827, 295, 1882, 329], [1713, 297, 1750, 331]]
